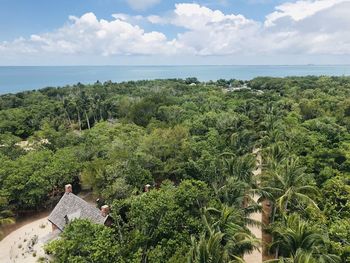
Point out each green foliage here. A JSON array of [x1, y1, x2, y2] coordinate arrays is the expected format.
[[0, 197, 14, 239], [328, 219, 350, 262], [122, 180, 210, 262], [45, 220, 122, 263], [1, 77, 350, 261], [262, 156, 319, 217], [269, 213, 340, 263], [322, 176, 350, 218]]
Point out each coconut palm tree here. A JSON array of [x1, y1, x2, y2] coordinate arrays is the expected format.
[[265, 249, 316, 263], [261, 157, 319, 216], [188, 232, 233, 263], [213, 176, 259, 211], [263, 142, 290, 171], [221, 153, 257, 186], [267, 213, 340, 263], [206, 206, 260, 255], [216, 152, 266, 220], [230, 130, 258, 156], [188, 205, 260, 263], [259, 115, 286, 146]]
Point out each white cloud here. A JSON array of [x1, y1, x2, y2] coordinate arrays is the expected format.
[[126, 0, 161, 11], [262, 0, 350, 55], [112, 13, 143, 21], [160, 1, 350, 56], [1, 1, 350, 64], [0, 12, 178, 56], [147, 15, 165, 24], [265, 0, 348, 26], [172, 3, 255, 29], [169, 3, 261, 55]]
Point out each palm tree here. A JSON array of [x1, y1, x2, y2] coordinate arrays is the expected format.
[[263, 142, 289, 171], [188, 205, 260, 263], [261, 157, 319, 216], [267, 213, 340, 263], [217, 152, 267, 221], [61, 97, 73, 127], [265, 250, 316, 263], [213, 176, 258, 211], [188, 232, 232, 263], [258, 111, 288, 147], [206, 206, 260, 255], [221, 153, 257, 186], [230, 130, 258, 155]]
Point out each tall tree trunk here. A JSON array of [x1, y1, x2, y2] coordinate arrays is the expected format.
[[85, 110, 91, 130], [271, 204, 279, 259], [284, 201, 288, 213], [77, 108, 82, 131], [271, 204, 277, 223], [99, 108, 103, 121], [275, 246, 279, 259], [142, 246, 148, 263], [64, 109, 72, 127], [61, 98, 73, 128]]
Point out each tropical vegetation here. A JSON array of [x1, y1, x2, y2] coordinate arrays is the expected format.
[[0, 76, 349, 262]]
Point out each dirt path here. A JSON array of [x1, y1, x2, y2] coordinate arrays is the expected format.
[[244, 149, 263, 263]]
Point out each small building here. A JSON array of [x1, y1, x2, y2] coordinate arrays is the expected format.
[[48, 184, 111, 232]]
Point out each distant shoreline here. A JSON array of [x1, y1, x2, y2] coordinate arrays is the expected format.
[[0, 65, 349, 94], [1, 64, 350, 67]]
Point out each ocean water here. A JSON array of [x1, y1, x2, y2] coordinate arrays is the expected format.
[[0, 65, 350, 94]]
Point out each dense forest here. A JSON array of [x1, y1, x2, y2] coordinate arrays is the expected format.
[[0, 76, 350, 262]]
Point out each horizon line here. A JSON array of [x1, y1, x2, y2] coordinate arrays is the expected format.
[[0, 64, 350, 67]]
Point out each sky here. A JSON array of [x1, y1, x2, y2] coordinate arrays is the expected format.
[[0, 0, 350, 65]]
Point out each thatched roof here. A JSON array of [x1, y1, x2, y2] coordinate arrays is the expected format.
[[48, 193, 108, 231]]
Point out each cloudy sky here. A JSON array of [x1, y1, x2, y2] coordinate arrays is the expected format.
[[1, 0, 350, 65]]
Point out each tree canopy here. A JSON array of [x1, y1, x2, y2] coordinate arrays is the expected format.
[[1, 76, 349, 262]]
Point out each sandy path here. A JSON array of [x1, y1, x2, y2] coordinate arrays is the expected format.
[[244, 150, 263, 263], [1, 211, 49, 239], [0, 192, 94, 263], [0, 217, 52, 263]]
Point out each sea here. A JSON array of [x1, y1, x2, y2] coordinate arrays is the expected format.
[[0, 65, 350, 95]]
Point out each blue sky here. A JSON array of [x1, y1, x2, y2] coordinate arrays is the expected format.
[[0, 0, 284, 40], [0, 0, 349, 65]]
